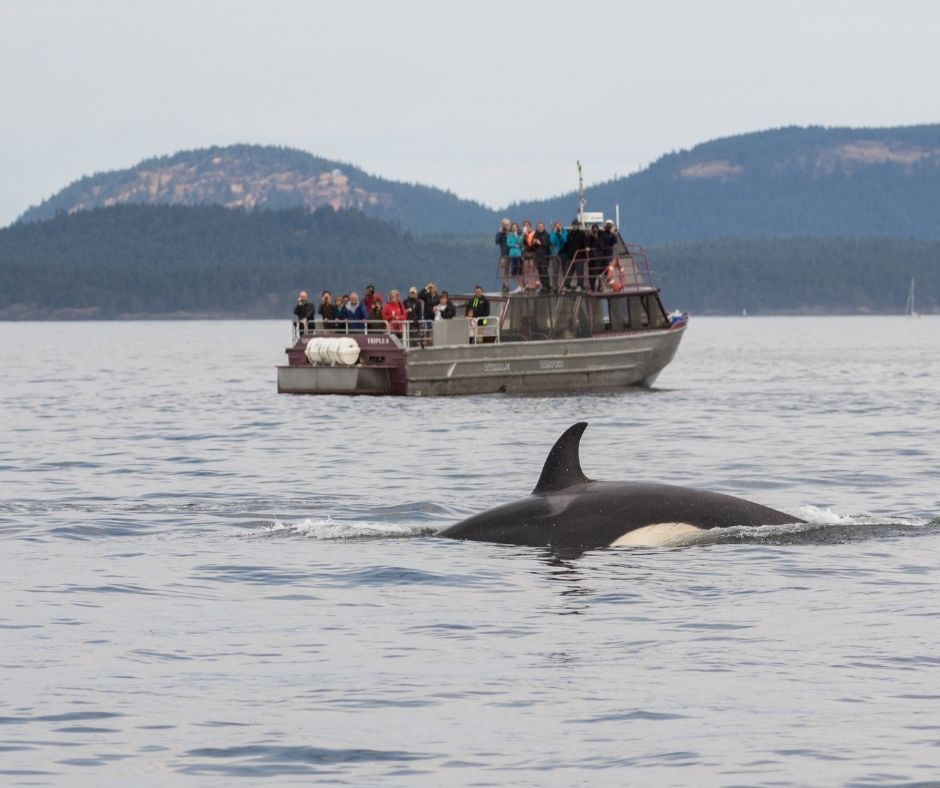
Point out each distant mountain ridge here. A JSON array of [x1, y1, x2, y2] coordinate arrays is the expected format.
[[18, 144, 496, 232], [511, 124, 940, 242], [16, 124, 940, 239]]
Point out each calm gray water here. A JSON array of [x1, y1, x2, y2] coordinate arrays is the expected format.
[[1, 317, 938, 786]]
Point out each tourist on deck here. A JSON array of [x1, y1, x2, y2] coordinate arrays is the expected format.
[[495, 218, 511, 294], [562, 219, 590, 290], [419, 282, 439, 321], [600, 220, 618, 264], [465, 285, 490, 320], [364, 284, 378, 313], [588, 224, 605, 287], [293, 290, 316, 333], [404, 286, 425, 328], [433, 291, 456, 320], [521, 220, 534, 261], [318, 290, 338, 329], [549, 220, 568, 293], [367, 294, 385, 330], [382, 289, 408, 333], [532, 221, 551, 291], [506, 222, 524, 293], [344, 291, 367, 331], [465, 285, 490, 345], [333, 294, 350, 332]]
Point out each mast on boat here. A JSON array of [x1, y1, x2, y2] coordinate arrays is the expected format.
[[577, 160, 586, 226]]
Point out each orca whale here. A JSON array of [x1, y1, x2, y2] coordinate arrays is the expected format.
[[436, 422, 803, 553]]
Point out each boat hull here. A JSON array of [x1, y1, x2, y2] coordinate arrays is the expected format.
[[276, 325, 685, 396], [405, 327, 683, 396], [277, 364, 392, 395]]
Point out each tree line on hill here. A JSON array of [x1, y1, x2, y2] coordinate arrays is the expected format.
[[0, 204, 936, 318]]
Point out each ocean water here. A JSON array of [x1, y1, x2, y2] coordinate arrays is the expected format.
[[1, 316, 938, 786]]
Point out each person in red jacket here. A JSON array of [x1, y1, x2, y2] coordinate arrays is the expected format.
[[382, 289, 408, 334], [363, 284, 378, 313]]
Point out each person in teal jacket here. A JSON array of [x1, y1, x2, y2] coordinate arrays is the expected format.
[[506, 222, 524, 293], [549, 221, 568, 292]]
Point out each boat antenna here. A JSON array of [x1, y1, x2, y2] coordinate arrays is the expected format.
[[577, 160, 586, 225]]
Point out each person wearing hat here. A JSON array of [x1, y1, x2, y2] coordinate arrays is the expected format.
[[418, 282, 439, 324], [600, 220, 619, 268], [403, 286, 425, 331]]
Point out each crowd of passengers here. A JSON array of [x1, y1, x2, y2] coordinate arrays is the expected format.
[[292, 217, 622, 332], [495, 217, 621, 294], [292, 283, 490, 334]]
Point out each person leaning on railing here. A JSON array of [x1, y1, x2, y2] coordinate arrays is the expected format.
[[293, 290, 316, 333]]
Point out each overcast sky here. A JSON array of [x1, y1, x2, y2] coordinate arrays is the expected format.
[[2, 0, 939, 227]]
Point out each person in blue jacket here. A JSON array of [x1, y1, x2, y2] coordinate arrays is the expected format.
[[340, 291, 367, 331]]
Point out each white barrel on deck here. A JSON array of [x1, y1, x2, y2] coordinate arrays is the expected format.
[[304, 337, 360, 366], [334, 337, 360, 366]]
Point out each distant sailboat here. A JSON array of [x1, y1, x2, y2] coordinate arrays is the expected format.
[[905, 277, 920, 318]]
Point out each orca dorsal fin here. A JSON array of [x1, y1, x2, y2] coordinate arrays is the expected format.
[[532, 422, 592, 494]]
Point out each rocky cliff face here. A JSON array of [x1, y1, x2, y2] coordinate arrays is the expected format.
[[18, 144, 496, 232], [66, 153, 390, 213]]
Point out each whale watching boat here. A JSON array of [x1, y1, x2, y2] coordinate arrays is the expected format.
[[277, 167, 688, 396]]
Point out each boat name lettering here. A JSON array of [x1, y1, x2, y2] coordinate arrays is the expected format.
[[483, 362, 511, 373], [539, 359, 565, 370], [366, 337, 390, 345]]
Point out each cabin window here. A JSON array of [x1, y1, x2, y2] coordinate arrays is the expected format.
[[641, 295, 668, 328], [502, 295, 591, 341], [627, 296, 648, 329]]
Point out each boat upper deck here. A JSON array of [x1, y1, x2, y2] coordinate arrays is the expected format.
[[291, 243, 683, 353]]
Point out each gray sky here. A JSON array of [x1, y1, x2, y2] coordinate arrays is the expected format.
[[2, 0, 939, 227]]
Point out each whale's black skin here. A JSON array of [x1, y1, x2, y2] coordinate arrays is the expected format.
[[436, 422, 803, 553]]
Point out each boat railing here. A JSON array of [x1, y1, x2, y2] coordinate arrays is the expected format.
[[561, 245, 655, 294], [469, 315, 501, 344], [293, 316, 501, 348], [293, 319, 436, 348]]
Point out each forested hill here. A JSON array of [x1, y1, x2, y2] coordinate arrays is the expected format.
[[0, 205, 492, 319], [1, 204, 936, 318], [17, 144, 496, 233], [513, 125, 940, 242], [16, 125, 940, 239]]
